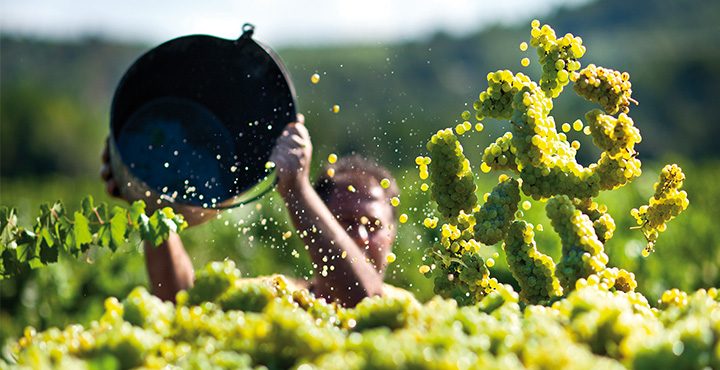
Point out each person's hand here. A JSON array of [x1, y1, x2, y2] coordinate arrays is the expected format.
[[270, 114, 312, 196], [100, 137, 123, 200]]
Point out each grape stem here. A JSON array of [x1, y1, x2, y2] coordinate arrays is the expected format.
[[431, 249, 468, 269]]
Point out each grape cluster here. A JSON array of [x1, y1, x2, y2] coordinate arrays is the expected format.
[[530, 19, 586, 98], [546, 195, 608, 292], [473, 176, 521, 245], [481, 132, 519, 173], [573, 197, 616, 243], [585, 109, 641, 160], [473, 69, 529, 121], [422, 210, 495, 306], [418, 20, 689, 309], [631, 164, 689, 255], [11, 262, 720, 370], [503, 220, 562, 304], [575, 267, 638, 294], [426, 128, 478, 220], [571, 64, 636, 114]]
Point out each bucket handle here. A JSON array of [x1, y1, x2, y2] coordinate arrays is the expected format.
[[240, 23, 255, 41]]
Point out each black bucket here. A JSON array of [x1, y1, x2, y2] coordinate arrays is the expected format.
[[108, 24, 296, 224]]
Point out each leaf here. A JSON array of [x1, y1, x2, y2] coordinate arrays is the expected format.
[[38, 202, 54, 228], [81, 196, 95, 218], [39, 228, 58, 264], [127, 200, 146, 225], [0, 206, 11, 235], [64, 229, 79, 257], [17, 240, 35, 263], [137, 213, 152, 242], [1, 249, 19, 278], [98, 224, 111, 250], [1, 207, 18, 247], [74, 212, 93, 246], [16, 228, 37, 245], [109, 208, 128, 251]]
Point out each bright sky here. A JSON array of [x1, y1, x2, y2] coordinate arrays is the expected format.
[[1, 0, 593, 47]]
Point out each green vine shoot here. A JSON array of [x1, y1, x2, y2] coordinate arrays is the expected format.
[[0, 196, 187, 279]]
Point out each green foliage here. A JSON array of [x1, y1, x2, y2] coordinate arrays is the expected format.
[[0, 197, 187, 279]]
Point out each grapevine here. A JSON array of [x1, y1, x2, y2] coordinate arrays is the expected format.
[[417, 20, 688, 305], [0, 196, 187, 279], [7, 260, 720, 370]]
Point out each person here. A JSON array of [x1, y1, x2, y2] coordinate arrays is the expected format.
[[101, 114, 403, 307]]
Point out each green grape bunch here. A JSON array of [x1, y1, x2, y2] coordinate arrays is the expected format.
[[631, 164, 690, 255], [504, 220, 562, 304], [11, 259, 720, 370], [417, 20, 689, 306], [426, 128, 479, 221], [473, 176, 521, 245], [571, 64, 637, 115]]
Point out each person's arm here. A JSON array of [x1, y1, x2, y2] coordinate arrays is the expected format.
[[143, 233, 194, 302], [101, 140, 194, 302], [270, 117, 384, 307]]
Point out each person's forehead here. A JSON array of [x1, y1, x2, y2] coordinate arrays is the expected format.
[[328, 182, 389, 214]]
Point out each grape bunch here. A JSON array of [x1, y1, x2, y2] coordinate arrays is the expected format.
[[631, 164, 690, 255], [585, 109, 641, 160], [573, 197, 616, 243], [10, 260, 720, 370], [546, 195, 609, 292], [425, 128, 478, 220], [529, 19, 586, 98], [416, 20, 688, 305], [473, 176, 521, 245], [473, 69, 530, 121], [481, 132, 518, 173], [571, 64, 636, 114], [421, 210, 495, 305], [503, 220, 562, 304], [574, 267, 638, 294]]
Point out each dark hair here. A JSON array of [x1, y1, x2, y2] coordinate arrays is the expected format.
[[314, 154, 399, 217]]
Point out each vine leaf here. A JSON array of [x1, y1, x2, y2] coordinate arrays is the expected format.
[[74, 212, 93, 246], [0, 197, 187, 279], [110, 208, 128, 251]]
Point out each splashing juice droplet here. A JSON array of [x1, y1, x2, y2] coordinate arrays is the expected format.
[[332, 105, 340, 113], [328, 153, 338, 163], [311, 73, 320, 84]]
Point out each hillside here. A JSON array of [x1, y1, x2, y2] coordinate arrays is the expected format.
[[1, 0, 718, 177]]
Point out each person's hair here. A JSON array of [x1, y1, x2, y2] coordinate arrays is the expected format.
[[314, 154, 399, 217]]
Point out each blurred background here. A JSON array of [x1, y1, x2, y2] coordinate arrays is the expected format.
[[2, 0, 719, 353]]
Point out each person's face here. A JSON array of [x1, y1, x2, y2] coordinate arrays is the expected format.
[[326, 181, 396, 273]]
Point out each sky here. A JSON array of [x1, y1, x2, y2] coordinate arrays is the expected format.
[[1, 0, 593, 47]]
